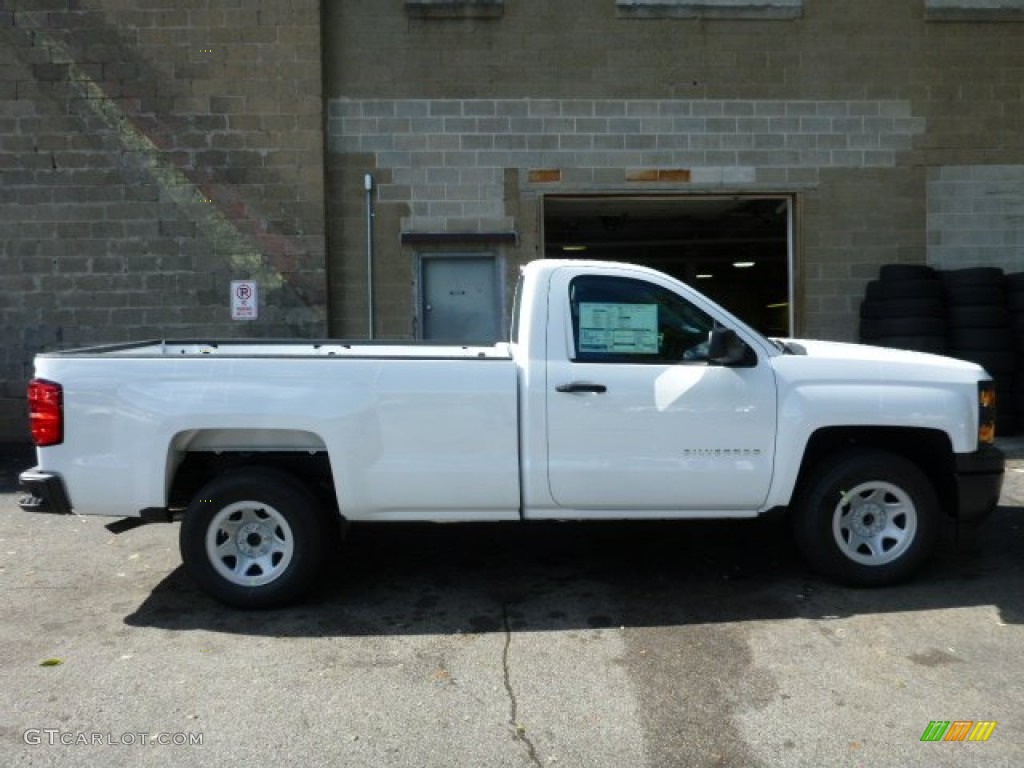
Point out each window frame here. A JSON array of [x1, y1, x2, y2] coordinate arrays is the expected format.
[[568, 275, 719, 365]]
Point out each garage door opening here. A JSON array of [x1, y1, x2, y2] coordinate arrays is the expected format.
[[543, 195, 793, 336]]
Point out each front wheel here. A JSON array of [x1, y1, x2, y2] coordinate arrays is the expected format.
[[180, 468, 329, 608], [793, 450, 939, 586]]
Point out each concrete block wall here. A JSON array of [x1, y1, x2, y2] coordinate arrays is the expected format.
[[928, 166, 1024, 272], [325, 0, 1024, 342], [329, 96, 926, 235], [803, 167, 927, 340], [0, 1, 326, 442], [5, 1, 1024, 438]]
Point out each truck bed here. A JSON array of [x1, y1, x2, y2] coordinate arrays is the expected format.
[[38, 339, 513, 360], [29, 343, 521, 521]]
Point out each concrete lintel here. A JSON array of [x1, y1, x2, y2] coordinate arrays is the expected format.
[[616, 0, 803, 20], [925, 0, 1024, 20], [405, 0, 505, 20]]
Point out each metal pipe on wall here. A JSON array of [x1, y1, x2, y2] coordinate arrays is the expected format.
[[364, 172, 375, 339]]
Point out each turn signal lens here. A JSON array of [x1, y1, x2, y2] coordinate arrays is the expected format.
[[979, 386, 997, 409], [27, 379, 63, 447], [978, 382, 996, 445]]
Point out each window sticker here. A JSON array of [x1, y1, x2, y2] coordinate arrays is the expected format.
[[579, 303, 659, 354]]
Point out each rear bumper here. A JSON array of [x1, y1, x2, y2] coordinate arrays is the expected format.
[[955, 445, 1005, 524], [18, 468, 73, 515]]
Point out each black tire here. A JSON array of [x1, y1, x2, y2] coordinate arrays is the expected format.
[[868, 335, 947, 354], [878, 264, 937, 281], [946, 305, 1010, 328], [859, 297, 945, 319], [866, 279, 943, 300], [943, 284, 1005, 307], [941, 267, 1005, 285], [1007, 291, 1024, 312], [996, 380, 1017, 435], [1013, 380, 1024, 418], [946, 327, 1014, 351], [860, 316, 945, 338], [179, 468, 330, 608], [793, 450, 938, 586], [947, 348, 1016, 374]]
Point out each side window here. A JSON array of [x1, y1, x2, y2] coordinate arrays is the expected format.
[[569, 275, 716, 363]]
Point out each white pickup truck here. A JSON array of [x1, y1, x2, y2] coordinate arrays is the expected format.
[[19, 259, 1004, 607]]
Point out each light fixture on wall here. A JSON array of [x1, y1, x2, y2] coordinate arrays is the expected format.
[[733, 261, 756, 268], [562, 244, 588, 252]]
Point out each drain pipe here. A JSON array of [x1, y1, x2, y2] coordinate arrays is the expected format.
[[364, 172, 375, 339]]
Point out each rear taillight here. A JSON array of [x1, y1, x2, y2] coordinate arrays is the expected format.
[[978, 381, 996, 445], [27, 379, 63, 447]]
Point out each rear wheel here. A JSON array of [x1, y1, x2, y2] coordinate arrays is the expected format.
[[180, 468, 330, 608], [793, 451, 938, 586]]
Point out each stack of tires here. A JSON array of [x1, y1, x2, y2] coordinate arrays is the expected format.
[[859, 265, 946, 354], [942, 267, 1016, 435], [1006, 272, 1024, 433]]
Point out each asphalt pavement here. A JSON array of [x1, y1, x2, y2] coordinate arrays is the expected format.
[[1, 441, 1022, 767]]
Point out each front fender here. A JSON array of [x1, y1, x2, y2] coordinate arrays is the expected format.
[[765, 381, 973, 510]]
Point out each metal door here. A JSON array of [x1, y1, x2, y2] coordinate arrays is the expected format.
[[421, 256, 501, 342]]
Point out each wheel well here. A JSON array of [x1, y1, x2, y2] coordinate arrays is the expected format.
[[795, 427, 957, 519], [168, 451, 338, 515]]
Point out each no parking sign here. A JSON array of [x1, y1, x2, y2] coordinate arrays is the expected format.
[[231, 280, 258, 320]]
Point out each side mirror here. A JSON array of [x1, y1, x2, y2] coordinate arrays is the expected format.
[[707, 327, 751, 366]]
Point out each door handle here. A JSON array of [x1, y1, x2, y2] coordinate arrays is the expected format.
[[556, 382, 607, 394]]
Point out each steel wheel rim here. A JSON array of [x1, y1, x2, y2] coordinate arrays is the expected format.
[[205, 501, 295, 587], [832, 480, 917, 566]]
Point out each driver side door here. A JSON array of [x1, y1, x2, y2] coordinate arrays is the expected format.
[[545, 270, 777, 514]]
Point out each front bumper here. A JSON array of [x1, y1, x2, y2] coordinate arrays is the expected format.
[[955, 444, 1005, 524], [18, 468, 73, 515]]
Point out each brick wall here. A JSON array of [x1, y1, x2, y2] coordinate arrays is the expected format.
[[325, 0, 1024, 342], [0, 1, 326, 442], [330, 97, 925, 235], [928, 166, 1024, 272], [802, 168, 927, 339], [5, 1, 1024, 439]]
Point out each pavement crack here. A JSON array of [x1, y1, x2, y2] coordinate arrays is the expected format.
[[501, 604, 542, 768]]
